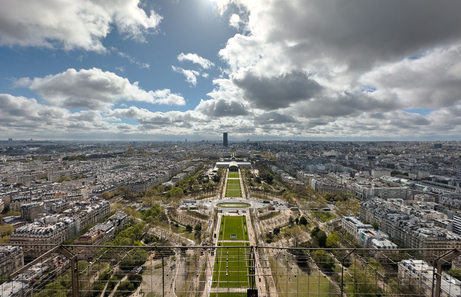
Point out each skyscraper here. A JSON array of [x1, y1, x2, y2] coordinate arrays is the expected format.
[[223, 133, 228, 147]]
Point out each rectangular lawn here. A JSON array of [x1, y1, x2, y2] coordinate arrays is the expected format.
[[228, 172, 239, 178], [212, 242, 250, 288], [218, 216, 249, 241], [225, 179, 242, 197], [225, 189, 242, 197], [227, 179, 240, 185]]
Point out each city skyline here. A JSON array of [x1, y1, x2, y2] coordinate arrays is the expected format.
[[1, 1, 461, 140]]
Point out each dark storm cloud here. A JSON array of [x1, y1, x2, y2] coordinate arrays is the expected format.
[[196, 99, 249, 117], [291, 92, 402, 119], [266, 0, 461, 68], [232, 71, 322, 110], [254, 112, 297, 125]]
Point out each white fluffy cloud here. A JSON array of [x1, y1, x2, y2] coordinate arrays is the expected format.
[[0, 94, 122, 136], [0, 0, 162, 52], [5, 1, 461, 139], [229, 14, 241, 30], [177, 53, 215, 69], [172, 66, 200, 86], [16, 68, 185, 109], [198, 0, 461, 138]]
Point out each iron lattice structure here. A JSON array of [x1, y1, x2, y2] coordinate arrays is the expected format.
[[3, 244, 461, 297]]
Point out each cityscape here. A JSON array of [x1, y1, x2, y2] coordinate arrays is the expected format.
[[1, 0, 461, 297], [0, 138, 461, 296]]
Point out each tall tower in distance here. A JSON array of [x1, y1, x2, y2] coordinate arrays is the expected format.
[[223, 132, 228, 147]]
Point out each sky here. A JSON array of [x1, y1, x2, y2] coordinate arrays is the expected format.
[[1, 0, 461, 141]]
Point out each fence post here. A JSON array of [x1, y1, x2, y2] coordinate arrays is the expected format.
[[341, 248, 355, 297], [162, 252, 165, 297], [71, 257, 80, 297]]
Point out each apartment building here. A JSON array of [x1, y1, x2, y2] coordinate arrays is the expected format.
[[0, 246, 23, 276]]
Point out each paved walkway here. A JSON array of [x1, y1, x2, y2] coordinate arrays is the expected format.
[[210, 288, 248, 293], [247, 212, 279, 297]]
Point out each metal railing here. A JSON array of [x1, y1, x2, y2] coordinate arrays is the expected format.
[[3, 245, 461, 297]]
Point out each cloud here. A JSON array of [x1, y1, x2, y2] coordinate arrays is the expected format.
[[0, 0, 163, 52], [217, 0, 461, 69], [0, 94, 118, 134], [117, 123, 136, 130], [254, 111, 296, 125], [229, 14, 241, 30], [115, 49, 150, 69], [108, 106, 208, 130], [177, 53, 214, 69], [286, 92, 401, 119], [232, 71, 323, 110], [16, 68, 185, 109], [360, 44, 461, 109], [0, 94, 68, 122], [195, 99, 249, 117], [172, 66, 200, 86], [200, 0, 461, 138]]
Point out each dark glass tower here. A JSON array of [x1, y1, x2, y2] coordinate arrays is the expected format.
[[223, 132, 228, 146]]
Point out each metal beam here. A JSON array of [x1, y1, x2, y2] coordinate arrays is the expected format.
[[9, 245, 62, 281], [434, 249, 461, 297], [9, 245, 79, 297]]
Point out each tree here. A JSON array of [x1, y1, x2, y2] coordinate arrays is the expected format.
[[166, 187, 184, 199], [343, 260, 381, 296], [0, 225, 14, 237], [312, 250, 326, 263], [157, 185, 165, 193], [290, 226, 302, 247], [273, 227, 280, 235], [101, 191, 113, 200], [145, 188, 158, 197], [372, 222, 379, 230], [349, 199, 360, 214], [120, 249, 148, 270], [316, 198, 328, 209], [335, 201, 349, 217], [34, 280, 67, 297], [186, 225, 193, 232], [317, 230, 327, 248], [326, 232, 340, 248], [266, 173, 274, 184], [312, 250, 336, 270], [448, 269, 461, 281], [310, 226, 320, 238], [299, 216, 308, 226], [194, 224, 202, 232]]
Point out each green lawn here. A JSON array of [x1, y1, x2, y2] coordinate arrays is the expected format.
[[225, 189, 242, 197], [313, 212, 336, 222], [228, 172, 239, 178], [218, 216, 249, 241], [212, 242, 250, 288], [226, 179, 242, 197], [227, 179, 241, 185]]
